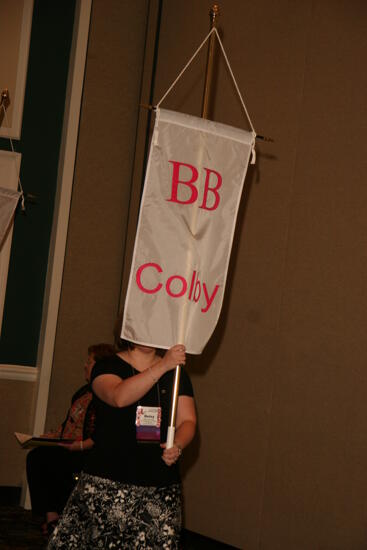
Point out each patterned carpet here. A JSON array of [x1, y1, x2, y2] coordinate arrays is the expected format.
[[0, 505, 238, 549]]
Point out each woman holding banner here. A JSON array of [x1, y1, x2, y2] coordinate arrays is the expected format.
[[48, 340, 196, 549]]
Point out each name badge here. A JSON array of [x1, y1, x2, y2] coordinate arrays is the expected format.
[[135, 405, 161, 442]]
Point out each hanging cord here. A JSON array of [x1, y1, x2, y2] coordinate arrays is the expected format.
[[156, 28, 216, 109], [212, 28, 256, 135], [155, 27, 257, 136], [1, 103, 25, 211]]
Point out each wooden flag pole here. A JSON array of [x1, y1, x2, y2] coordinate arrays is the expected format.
[[201, 4, 219, 119], [166, 4, 220, 449]]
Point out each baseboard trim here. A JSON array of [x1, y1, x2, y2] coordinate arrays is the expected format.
[[0, 365, 38, 382], [181, 528, 240, 549]]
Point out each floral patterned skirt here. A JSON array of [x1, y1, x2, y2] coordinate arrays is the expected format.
[[47, 472, 181, 549]]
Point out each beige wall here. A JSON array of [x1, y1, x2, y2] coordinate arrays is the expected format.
[[148, 1, 367, 549]]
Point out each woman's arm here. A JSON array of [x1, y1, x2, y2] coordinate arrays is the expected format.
[[161, 395, 197, 466], [92, 345, 186, 408], [59, 437, 95, 452], [41, 427, 62, 439]]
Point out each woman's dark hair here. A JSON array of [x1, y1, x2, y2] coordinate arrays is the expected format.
[[113, 310, 164, 356], [116, 338, 133, 351], [87, 343, 115, 362]]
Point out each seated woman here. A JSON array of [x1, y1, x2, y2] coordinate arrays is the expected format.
[[26, 342, 115, 537]]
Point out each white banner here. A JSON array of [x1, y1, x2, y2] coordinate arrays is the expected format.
[[121, 109, 255, 354], [0, 151, 21, 335], [0, 187, 20, 248]]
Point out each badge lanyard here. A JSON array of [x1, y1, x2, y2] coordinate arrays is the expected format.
[[133, 367, 162, 442]]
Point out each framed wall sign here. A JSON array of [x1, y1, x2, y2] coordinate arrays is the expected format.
[[0, 0, 34, 139], [0, 150, 21, 334]]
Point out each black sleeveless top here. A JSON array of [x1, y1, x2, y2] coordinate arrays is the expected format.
[[83, 355, 194, 487]]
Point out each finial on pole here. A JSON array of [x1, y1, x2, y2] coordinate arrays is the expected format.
[[209, 4, 220, 25], [201, 4, 220, 119]]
